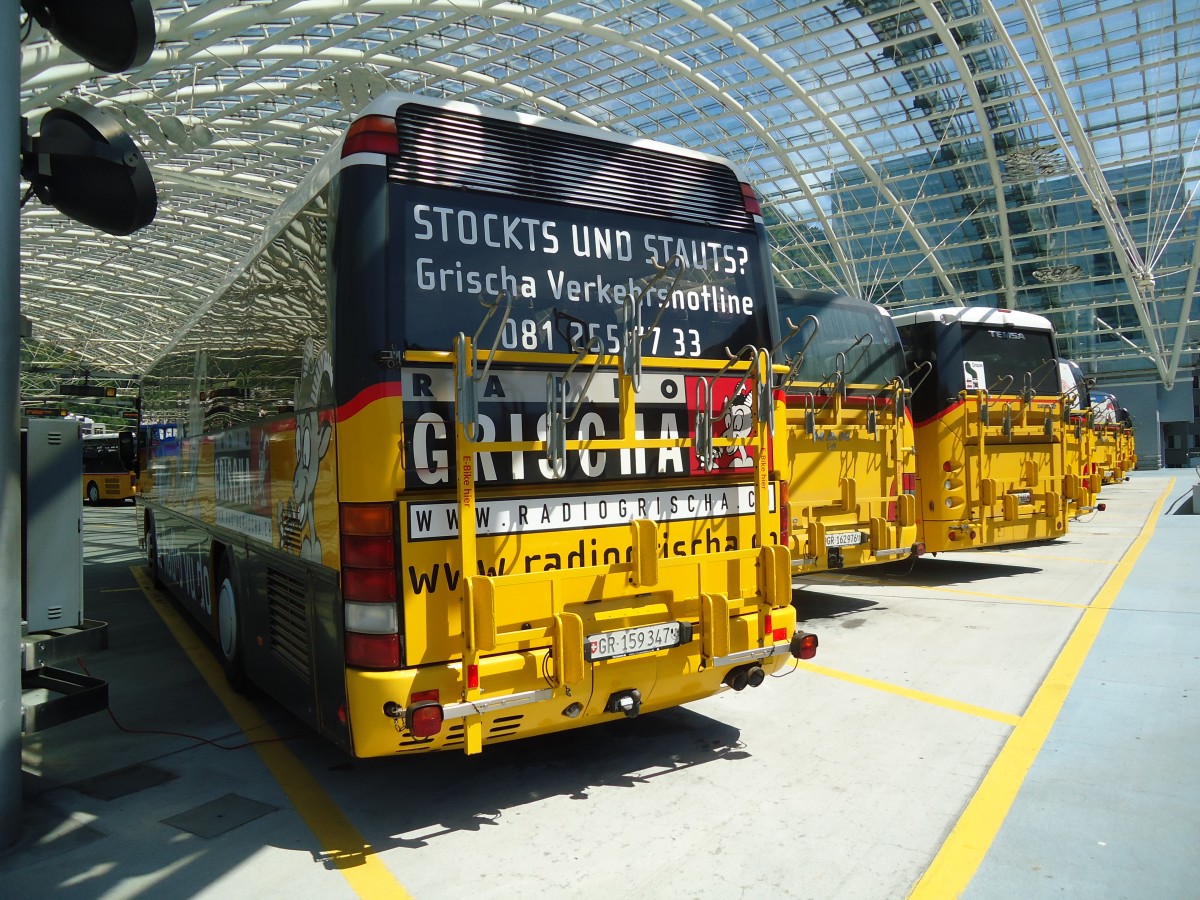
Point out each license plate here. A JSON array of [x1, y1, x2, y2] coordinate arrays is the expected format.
[[1012, 491, 1032, 505], [586, 622, 682, 662], [825, 531, 864, 547]]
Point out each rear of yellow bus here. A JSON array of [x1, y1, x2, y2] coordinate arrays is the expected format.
[[331, 97, 811, 756], [774, 289, 919, 574], [1058, 360, 1101, 518], [893, 307, 1068, 553]]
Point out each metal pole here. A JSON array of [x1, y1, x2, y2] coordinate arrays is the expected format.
[[1, 0, 25, 850]]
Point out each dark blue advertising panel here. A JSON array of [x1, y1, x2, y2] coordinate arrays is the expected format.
[[393, 187, 772, 360]]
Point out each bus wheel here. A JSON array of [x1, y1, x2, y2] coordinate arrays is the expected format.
[[216, 556, 246, 691], [86, 481, 100, 504]]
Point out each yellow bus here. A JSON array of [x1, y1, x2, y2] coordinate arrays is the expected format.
[[138, 94, 813, 757], [1058, 359, 1101, 518], [82, 431, 138, 503], [892, 307, 1068, 553], [1089, 391, 1135, 483], [774, 289, 919, 573]]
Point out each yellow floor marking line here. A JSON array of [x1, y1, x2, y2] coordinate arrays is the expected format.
[[908, 478, 1175, 899], [132, 567, 413, 900], [794, 661, 1021, 726], [921, 585, 1089, 609]]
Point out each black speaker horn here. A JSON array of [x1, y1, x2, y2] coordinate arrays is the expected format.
[[21, 99, 157, 236], [21, 0, 155, 74]]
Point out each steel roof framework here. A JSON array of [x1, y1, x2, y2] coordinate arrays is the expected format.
[[17, 0, 1200, 407]]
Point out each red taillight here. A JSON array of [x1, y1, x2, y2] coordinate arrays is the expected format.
[[763, 615, 789, 643], [407, 702, 444, 738], [942, 460, 954, 472], [740, 182, 762, 217], [790, 632, 818, 660], [342, 534, 394, 569], [341, 114, 398, 157], [342, 502, 400, 665], [343, 568, 396, 603], [902, 472, 916, 493], [467, 664, 480, 691], [341, 503, 397, 601], [344, 632, 400, 669]]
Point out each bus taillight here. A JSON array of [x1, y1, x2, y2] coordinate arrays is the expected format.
[[341, 502, 401, 669], [341, 115, 399, 157], [740, 182, 762, 217]]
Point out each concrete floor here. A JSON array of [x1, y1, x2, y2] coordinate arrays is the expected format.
[[4, 470, 1197, 899]]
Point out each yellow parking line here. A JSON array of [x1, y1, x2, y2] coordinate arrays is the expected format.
[[908, 478, 1175, 899], [132, 567, 413, 900], [795, 661, 1021, 726], [921, 585, 1089, 609]]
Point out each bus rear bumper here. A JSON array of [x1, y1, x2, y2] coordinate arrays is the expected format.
[[344, 611, 799, 757]]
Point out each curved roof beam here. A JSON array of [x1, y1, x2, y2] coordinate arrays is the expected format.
[[913, 0, 1015, 310], [19, 1, 916, 297], [669, 0, 959, 303], [984, 0, 1170, 384]]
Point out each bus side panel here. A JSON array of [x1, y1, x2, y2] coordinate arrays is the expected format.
[[239, 546, 350, 752], [150, 503, 216, 642]]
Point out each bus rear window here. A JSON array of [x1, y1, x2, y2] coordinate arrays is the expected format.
[[777, 292, 904, 387], [957, 324, 1058, 395], [388, 104, 771, 361]]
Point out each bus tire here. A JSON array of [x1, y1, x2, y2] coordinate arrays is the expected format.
[[86, 481, 100, 504], [146, 518, 163, 588], [215, 554, 247, 692]]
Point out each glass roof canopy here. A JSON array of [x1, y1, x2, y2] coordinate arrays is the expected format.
[[18, 0, 1200, 407]]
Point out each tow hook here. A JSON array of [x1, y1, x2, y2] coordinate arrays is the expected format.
[[605, 689, 642, 718]]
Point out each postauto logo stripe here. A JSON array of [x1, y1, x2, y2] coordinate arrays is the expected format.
[[407, 484, 774, 541]]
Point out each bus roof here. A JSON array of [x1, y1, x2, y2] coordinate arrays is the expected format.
[[353, 92, 753, 182], [890, 306, 1054, 332], [775, 288, 895, 319]]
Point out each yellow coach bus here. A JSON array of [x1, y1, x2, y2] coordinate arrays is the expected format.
[[1058, 359, 1101, 518], [774, 289, 919, 573], [138, 94, 813, 757], [892, 307, 1068, 553], [82, 431, 138, 504], [1089, 390, 1135, 483]]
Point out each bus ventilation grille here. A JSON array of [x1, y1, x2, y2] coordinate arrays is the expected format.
[[266, 567, 312, 683], [396, 721, 465, 753], [389, 104, 754, 232], [392, 715, 527, 752]]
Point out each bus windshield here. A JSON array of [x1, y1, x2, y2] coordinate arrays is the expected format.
[[776, 290, 904, 386], [83, 432, 136, 473], [957, 324, 1058, 395]]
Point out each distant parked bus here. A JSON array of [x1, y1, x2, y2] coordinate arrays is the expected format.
[[775, 289, 919, 573], [893, 307, 1068, 552], [82, 431, 137, 503]]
